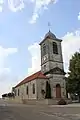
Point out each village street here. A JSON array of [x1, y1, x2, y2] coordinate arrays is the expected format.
[[0, 99, 80, 120]]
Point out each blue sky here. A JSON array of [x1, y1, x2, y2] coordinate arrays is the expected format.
[[0, 0, 80, 97]]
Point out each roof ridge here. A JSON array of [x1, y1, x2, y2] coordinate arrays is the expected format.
[[23, 70, 41, 80], [37, 71, 42, 78], [14, 71, 42, 88]]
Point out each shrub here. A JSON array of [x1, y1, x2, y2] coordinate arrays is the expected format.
[[8, 92, 15, 98], [41, 89, 45, 95], [45, 81, 51, 99], [58, 98, 67, 105]]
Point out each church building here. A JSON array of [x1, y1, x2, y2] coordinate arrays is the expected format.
[[13, 30, 66, 103]]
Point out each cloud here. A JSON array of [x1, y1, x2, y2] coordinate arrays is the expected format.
[[0, 0, 4, 12], [0, 76, 18, 97], [0, 46, 17, 77], [78, 12, 80, 20], [28, 43, 41, 75], [62, 29, 80, 72], [0, 0, 4, 4], [0, 46, 17, 68], [29, 13, 39, 24], [0, 6, 3, 12], [0, 0, 57, 22], [0, 0, 25, 12], [0, 46, 17, 97], [0, 0, 58, 14], [8, 0, 25, 12], [0, 68, 10, 80], [29, 0, 58, 24], [28, 29, 80, 75]]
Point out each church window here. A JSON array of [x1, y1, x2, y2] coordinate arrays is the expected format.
[[26, 86, 28, 95], [18, 89, 19, 96], [15, 90, 16, 96], [43, 44, 46, 56], [53, 42, 58, 54], [33, 83, 35, 94]]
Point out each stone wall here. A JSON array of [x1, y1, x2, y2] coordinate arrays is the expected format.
[[14, 78, 48, 102], [36, 79, 47, 99], [14, 79, 37, 102], [49, 74, 66, 98]]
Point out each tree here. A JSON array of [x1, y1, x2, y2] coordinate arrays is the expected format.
[[2, 92, 15, 98], [67, 52, 80, 102], [2, 93, 8, 98], [7, 92, 15, 98], [45, 81, 51, 99]]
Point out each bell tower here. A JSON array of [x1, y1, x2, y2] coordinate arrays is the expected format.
[[39, 30, 66, 99], [39, 30, 64, 76]]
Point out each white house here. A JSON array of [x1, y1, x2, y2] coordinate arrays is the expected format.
[[13, 30, 66, 104]]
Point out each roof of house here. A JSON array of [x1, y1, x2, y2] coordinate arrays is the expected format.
[[15, 71, 48, 88]]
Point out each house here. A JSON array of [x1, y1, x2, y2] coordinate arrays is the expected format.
[[13, 30, 66, 104]]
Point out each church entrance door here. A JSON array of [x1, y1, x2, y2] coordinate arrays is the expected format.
[[56, 84, 61, 98]]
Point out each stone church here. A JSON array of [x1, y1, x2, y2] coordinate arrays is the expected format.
[[13, 30, 66, 104]]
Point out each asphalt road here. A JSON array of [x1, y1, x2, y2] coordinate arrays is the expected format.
[[0, 99, 80, 120]]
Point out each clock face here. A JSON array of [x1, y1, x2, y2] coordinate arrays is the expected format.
[[43, 56, 46, 61], [42, 54, 48, 62], [43, 55, 48, 61]]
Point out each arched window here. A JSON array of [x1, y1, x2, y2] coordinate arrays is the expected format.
[[43, 44, 46, 56], [18, 89, 19, 96], [15, 90, 16, 96], [33, 83, 35, 94], [53, 42, 58, 54], [26, 86, 28, 95]]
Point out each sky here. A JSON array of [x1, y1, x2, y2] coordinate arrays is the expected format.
[[0, 0, 80, 97]]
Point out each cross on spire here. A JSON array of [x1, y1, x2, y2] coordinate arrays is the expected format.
[[48, 22, 51, 32]]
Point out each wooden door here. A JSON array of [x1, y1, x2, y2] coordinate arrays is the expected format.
[[56, 84, 61, 98]]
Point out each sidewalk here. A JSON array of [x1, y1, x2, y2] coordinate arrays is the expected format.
[[50, 103, 80, 107]]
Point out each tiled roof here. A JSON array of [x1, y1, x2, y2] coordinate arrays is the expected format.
[[15, 71, 48, 88]]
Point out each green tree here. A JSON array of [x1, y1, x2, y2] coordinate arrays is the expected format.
[[2, 93, 8, 98], [67, 52, 80, 102]]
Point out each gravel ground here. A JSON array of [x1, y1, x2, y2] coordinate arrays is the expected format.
[[0, 99, 80, 120]]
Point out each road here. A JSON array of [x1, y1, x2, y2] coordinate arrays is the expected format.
[[0, 99, 80, 120]]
